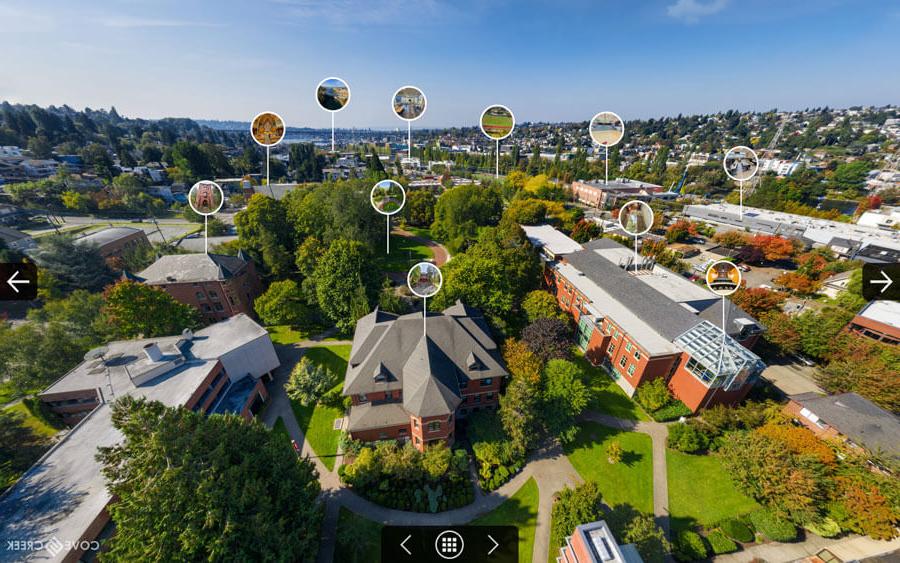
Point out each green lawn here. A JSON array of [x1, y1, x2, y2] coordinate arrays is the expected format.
[[288, 344, 353, 471], [573, 353, 649, 422], [267, 323, 333, 345], [4, 399, 64, 438], [667, 449, 759, 532], [380, 231, 434, 272], [472, 477, 539, 563], [564, 422, 654, 514], [334, 507, 382, 563]]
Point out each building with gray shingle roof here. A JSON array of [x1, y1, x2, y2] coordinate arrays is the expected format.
[[342, 302, 507, 450]]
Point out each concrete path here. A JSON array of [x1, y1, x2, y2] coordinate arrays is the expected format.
[[715, 532, 900, 562], [580, 411, 672, 539]]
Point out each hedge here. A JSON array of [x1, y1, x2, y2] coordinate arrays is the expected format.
[[650, 400, 692, 422], [706, 529, 738, 555], [804, 517, 842, 538], [749, 510, 797, 542], [719, 518, 754, 543], [673, 530, 708, 562]]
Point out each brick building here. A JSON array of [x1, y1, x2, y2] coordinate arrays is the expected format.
[[342, 302, 508, 451], [846, 300, 899, 346], [131, 250, 262, 321], [1, 315, 280, 562], [556, 519, 643, 563], [571, 178, 663, 208], [784, 392, 900, 461], [524, 226, 765, 412], [74, 226, 150, 265]]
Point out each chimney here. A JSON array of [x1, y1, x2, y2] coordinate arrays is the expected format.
[[143, 342, 163, 362]]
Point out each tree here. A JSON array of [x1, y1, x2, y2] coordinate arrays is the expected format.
[[81, 143, 115, 179], [32, 236, 114, 292], [431, 185, 502, 252], [501, 338, 544, 384], [818, 333, 900, 412], [502, 198, 547, 225], [731, 287, 786, 318], [543, 359, 589, 444], [550, 482, 605, 555], [635, 378, 672, 413], [521, 317, 572, 361], [775, 271, 821, 295], [570, 219, 602, 243], [102, 280, 200, 338], [404, 189, 436, 227], [607, 508, 670, 563], [27, 289, 106, 346], [748, 234, 797, 262], [665, 219, 698, 243], [254, 280, 313, 327], [833, 475, 899, 540], [713, 230, 749, 249], [61, 190, 91, 211], [169, 140, 212, 184], [312, 239, 379, 332], [27, 135, 53, 158], [760, 311, 801, 354], [499, 376, 540, 454], [421, 441, 452, 481], [97, 397, 321, 561], [666, 422, 708, 453], [522, 290, 567, 323], [607, 440, 623, 464], [289, 143, 322, 182], [235, 193, 294, 276], [286, 357, 333, 407], [0, 321, 87, 395]]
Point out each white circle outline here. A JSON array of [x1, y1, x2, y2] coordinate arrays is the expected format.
[[407, 261, 443, 299], [479, 104, 516, 141], [617, 199, 654, 236], [315, 76, 351, 113], [705, 259, 743, 297], [188, 181, 224, 217], [589, 111, 625, 147], [249, 111, 286, 147], [433, 529, 465, 560], [392, 85, 427, 122], [370, 179, 406, 216], [723, 145, 759, 182]]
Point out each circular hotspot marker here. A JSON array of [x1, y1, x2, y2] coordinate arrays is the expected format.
[[316, 77, 351, 112], [705, 260, 742, 296], [370, 179, 406, 216], [188, 181, 224, 216], [589, 111, 625, 147], [392, 86, 427, 121], [479, 105, 515, 140], [617, 199, 654, 236], [250, 111, 286, 147], [723, 145, 759, 182], [407, 261, 442, 298]]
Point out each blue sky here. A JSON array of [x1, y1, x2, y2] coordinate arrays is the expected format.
[[1, 0, 898, 128]]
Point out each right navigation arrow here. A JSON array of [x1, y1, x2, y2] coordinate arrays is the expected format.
[[487, 534, 499, 555], [871, 269, 893, 294]]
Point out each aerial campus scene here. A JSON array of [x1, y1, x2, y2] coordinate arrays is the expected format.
[[0, 1, 898, 562]]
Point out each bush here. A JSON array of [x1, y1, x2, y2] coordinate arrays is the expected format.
[[749, 510, 797, 542], [636, 378, 672, 413], [320, 385, 345, 409], [667, 422, 709, 453], [673, 530, 708, 562], [804, 517, 842, 538], [650, 401, 692, 422], [706, 529, 738, 555], [719, 518, 754, 543]]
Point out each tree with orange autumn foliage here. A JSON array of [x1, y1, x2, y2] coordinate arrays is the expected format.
[[502, 338, 543, 384], [731, 287, 786, 318], [757, 422, 836, 465], [775, 271, 821, 295], [833, 476, 899, 540], [748, 234, 798, 262]]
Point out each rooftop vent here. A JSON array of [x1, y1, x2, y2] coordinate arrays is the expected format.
[[467, 351, 483, 371], [143, 342, 163, 363]]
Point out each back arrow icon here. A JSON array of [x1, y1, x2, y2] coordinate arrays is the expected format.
[[872, 270, 893, 294], [400, 534, 412, 556], [6, 270, 30, 293]]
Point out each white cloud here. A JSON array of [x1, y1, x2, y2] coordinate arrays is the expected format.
[[272, 0, 449, 27], [666, 0, 729, 23]]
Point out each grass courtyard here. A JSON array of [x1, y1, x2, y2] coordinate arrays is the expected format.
[[564, 421, 654, 514], [333, 507, 383, 563], [379, 230, 434, 272], [288, 344, 351, 471], [573, 353, 649, 422], [667, 448, 759, 532], [266, 323, 334, 345], [472, 477, 539, 563]]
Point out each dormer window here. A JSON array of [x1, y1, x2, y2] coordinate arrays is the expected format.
[[373, 362, 387, 382], [466, 351, 483, 371]]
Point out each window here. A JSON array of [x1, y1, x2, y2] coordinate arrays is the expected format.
[[619, 357, 627, 368], [607, 343, 616, 354], [213, 302, 224, 312], [474, 395, 482, 404], [413, 418, 419, 428], [398, 428, 408, 435], [486, 393, 494, 401], [415, 437, 421, 445], [614, 330, 621, 339], [385, 391, 393, 400], [357, 394, 368, 403], [196, 292, 206, 300], [627, 364, 636, 376], [378, 432, 388, 440], [447, 414, 453, 423], [625, 342, 633, 352], [427, 421, 441, 432], [634, 350, 641, 361], [481, 378, 492, 387], [201, 304, 211, 312], [208, 290, 218, 299]]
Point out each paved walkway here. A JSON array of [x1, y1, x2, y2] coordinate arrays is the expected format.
[[716, 533, 900, 562], [580, 412, 671, 539], [394, 227, 451, 266]]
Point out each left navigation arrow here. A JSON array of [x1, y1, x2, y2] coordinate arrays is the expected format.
[[0, 263, 38, 301]]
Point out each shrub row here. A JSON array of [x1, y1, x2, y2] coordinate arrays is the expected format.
[[706, 529, 738, 555], [672, 530, 707, 562], [479, 460, 524, 492], [650, 400, 692, 422], [749, 509, 797, 542], [719, 517, 754, 543]]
